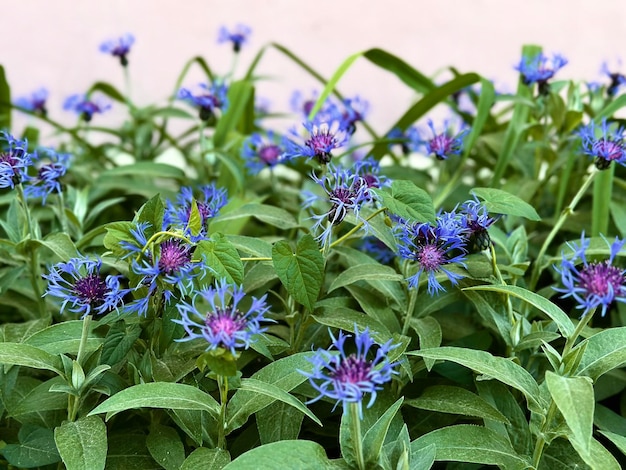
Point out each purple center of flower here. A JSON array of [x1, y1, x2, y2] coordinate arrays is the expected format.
[[74, 274, 108, 305], [302, 100, 315, 116], [158, 240, 192, 275], [206, 307, 246, 337], [594, 139, 624, 161], [429, 135, 454, 159], [417, 244, 446, 271], [578, 261, 625, 298], [332, 354, 371, 384], [0, 152, 19, 169], [306, 131, 336, 163], [258, 145, 282, 165]]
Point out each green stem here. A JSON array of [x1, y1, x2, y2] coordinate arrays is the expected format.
[[562, 309, 595, 359], [348, 402, 366, 470], [76, 315, 92, 366], [529, 170, 597, 291], [56, 191, 69, 234], [217, 374, 229, 450], [240, 257, 272, 262], [401, 284, 418, 336], [137, 231, 193, 260], [531, 400, 558, 469], [327, 207, 387, 250]]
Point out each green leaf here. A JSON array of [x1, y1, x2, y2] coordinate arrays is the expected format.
[[136, 194, 164, 232], [215, 203, 299, 230], [0, 343, 63, 375], [599, 430, 626, 457], [222, 440, 330, 470], [545, 371, 594, 459], [312, 306, 393, 344], [362, 397, 404, 466], [10, 377, 68, 424], [576, 327, 626, 380], [100, 162, 185, 180], [238, 378, 321, 426], [272, 235, 325, 311], [0, 65, 11, 130], [257, 400, 305, 445], [372, 180, 436, 224], [462, 78, 495, 158], [103, 221, 136, 258], [411, 317, 442, 371], [181, 448, 231, 470], [328, 264, 402, 292], [105, 432, 158, 470], [214, 80, 253, 147], [592, 165, 613, 237], [34, 232, 79, 262], [471, 187, 541, 221], [410, 443, 436, 470], [24, 320, 103, 355], [146, 424, 185, 470], [88, 81, 126, 103], [410, 347, 544, 412], [187, 200, 203, 237], [463, 284, 574, 338], [194, 233, 244, 284], [570, 437, 621, 470], [2, 424, 61, 468], [54, 416, 107, 470], [226, 352, 314, 433], [406, 385, 510, 424], [363, 48, 434, 94], [88, 382, 220, 420], [410, 425, 529, 469]]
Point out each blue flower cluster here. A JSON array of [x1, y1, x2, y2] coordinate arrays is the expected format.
[[578, 119, 626, 170]]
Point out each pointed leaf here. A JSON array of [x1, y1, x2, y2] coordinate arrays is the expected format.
[[0, 343, 63, 375], [54, 416, 107, 470], [194, 233, 244, 284], [371, 180, 436, 224], [222, 440, 330, 470], [471, 187, 541, 221], [576, 327, 626, 380], [181, 448, 230, 470], [328, 264, 402, 292], [146, 424, 185, 470], [362, 397, 404, 466]]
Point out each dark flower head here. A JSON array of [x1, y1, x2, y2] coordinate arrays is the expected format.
[[15, 88, 48, 116], [459, 197, 497, 251], [395, 213, 468, 295], [23, 147, 69, 204], [164, 184, 228, 241], [218, 24, 251, 53], [554, 234, 626, 317], [178, 82, 229, 122], [300, 327, 398, 416], [0, 131, 32, 189], [386, 126, 421, 156], [286, 121, 349, 164], [99, 33, 135, 66], [174, 279, 270, 355], [351, 156, 390, 194], [578, 119, 626, 170], [515, 52, 568, 95], [600, 61, 626, 98], [359, 236, 396, 264], [303, 164, 372, 245], [64, 94, 112, 122], [424, 119, 468, 160], [43, 256, 128, 318], [242, 131, 288, 174]]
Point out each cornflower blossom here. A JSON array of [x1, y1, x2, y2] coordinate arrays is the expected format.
[[304, 165, 372, 246], [423, 120, 468, 161], [515, 52, 568, 95], [300, 327, 398, 416], [218, 24, 251, 53], [352, 156, 390, 194], [64, 94, 112, 122], [578, 119, 626, 170], [15, 88, 48, 115], [459, 198, 497, 251], [554, 234, 626, 317], [177, 82, 229, 122], [174, 279, 270, 355], [23, 148, 69, 204], [601, 61, 626, 97], [99, 33, 135, 66], [0, 131, 32, 189], [395, 214, 468, 295], [43, 256, 128, 318], [334, 96, 369, 135], [359, 237, 396, 264], [290, 90, 335, 123], [387, 126, 421, 156], [285, 121, 349, 164], [164, 184, 228, 241], [241, 131, 288, 174]]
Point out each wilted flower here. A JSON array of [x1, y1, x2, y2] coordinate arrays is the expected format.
[[554, 234, 626, 317], [515, 52, 568, 95], [15, 88, 48, 115], [241, 131, 288, 174], [177, 82, 229, 121], [64, 94, 112, 122], [423, 120, 468, 160], [23, 147, 69, 204], [601, 61, 626, 98], [43, 256, 128, 318], [99, 33, 135, 66], [578, 119, 626, 170], [174, 279, 270, 355], [218, 24, 251, 53], [286, 121, 349, 164], [0, 131, 32, 189], [300, 327, 398, 415], [459, 197, 497, 251]]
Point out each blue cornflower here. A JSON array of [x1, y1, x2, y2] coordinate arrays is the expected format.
[[554, 234, 626, 317], [286, 121, 349, 164], [174, 279, 270, 355], [15, 88, 48, 115], [334, 96, 369, 135], [164, 184, 228, 241], [23, 147, 69, 204], [177, 82, 229, 122], [459, 197, 497, 251], [352, 156, 390, 192], [241, 131, 288, 174], [395, 214, 468, 295], [218, 24, 251, 53], [359, 237, 396, 264], [300, 327, 398, 416], [516, 52, 568, 94], [64, 94, 112, 122], [578, 119, 626, 170], [0, 131, 32, 189], [423, 120, 468, 160], [601, 61, 626, 97], [43, 256, 128, 318], [386, 126, 421, 156], [99, 33, 135, 67], [304, 164, 373, 245]]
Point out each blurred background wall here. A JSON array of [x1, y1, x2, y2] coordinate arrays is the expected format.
[[2, 0, 625, 132]]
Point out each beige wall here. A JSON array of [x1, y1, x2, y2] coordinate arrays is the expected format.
[[3, 0, 625, 133]]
